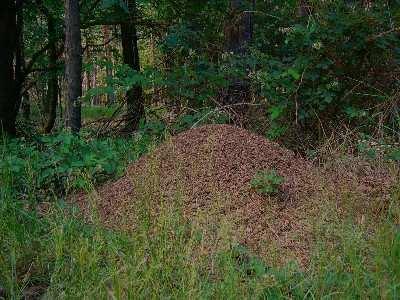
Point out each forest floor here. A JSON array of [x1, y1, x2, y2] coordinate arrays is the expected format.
[[1, 122, 400, 299]]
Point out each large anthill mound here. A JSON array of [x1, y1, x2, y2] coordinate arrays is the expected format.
[[76, 125, 323, 264], [74, 124, 397, 265]]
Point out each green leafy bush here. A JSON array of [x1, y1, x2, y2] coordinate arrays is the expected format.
[[250, 1, 400, 138], [0, 131, 155, 200], [250, 169, 284, 196]]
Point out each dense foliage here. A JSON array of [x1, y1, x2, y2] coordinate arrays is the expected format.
[[2, 0, 398, 142], [252, 1, 400, 139]]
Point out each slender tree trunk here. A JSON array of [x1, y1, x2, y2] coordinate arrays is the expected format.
[[43, 15, 59, 133], [22, 92, 30, 120], [91, 64, 99, 106], [0, 0, 17, 135], [121, 0, 144, 131], [226, 0, 254, 55], [222, 0, 255, 113], [84, 32, 91, 94], [17, 3, 30, 121], [15, 1, 25, 121], [65, 0, 82, 133], [103, 25, 115, 105], [298, 0, 312, 17], [86, 69, 91, 93]]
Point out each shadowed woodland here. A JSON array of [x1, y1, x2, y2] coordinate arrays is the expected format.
[[1, 0, 400, 299]]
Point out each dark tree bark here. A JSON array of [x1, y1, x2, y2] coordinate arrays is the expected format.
[[43, 14, 59, 133], [298, 0, 312, 17], [91, 64, 100, 106], [103, 25, 115, 105], [84, 32, 91, 93], [222, 0, 255, 113], [226, 0, 254, 55], [15, 1, 25, 120], [0, 0, 17, 135], [121, 0, 144, 131], [86, 68, 91, 93], [16, 2, 31, 121], [65, 0, 82, 133], [22, 92, 30, 120]]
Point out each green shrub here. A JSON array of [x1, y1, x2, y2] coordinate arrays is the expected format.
[[250, 169, 284, 196], [0, 131, 155, 200], [251, 1, 400, 138]]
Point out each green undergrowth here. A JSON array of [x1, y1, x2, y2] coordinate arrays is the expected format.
[[1, 132, 400, 299], [1, 174, 399, 299], [82, 105, 119, 122], [0, 130, 158, 202]]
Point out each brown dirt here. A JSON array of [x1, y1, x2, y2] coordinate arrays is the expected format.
[[73, 124, 398, 266]]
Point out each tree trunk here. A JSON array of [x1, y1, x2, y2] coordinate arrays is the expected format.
[[103, 25, 115, 105], [86, 68, 91, 93], [43, 15, 59, 133], [15, 1, 25, 122], [22, 92, 30, 120], [84, 32, 91, 94], [91, 64, 100, 106], [226, 0, 254, 55], [65, 0, 82, 133], [18, 2, 30, 121], [298, 0, 312, 17], [0, 0, 17, 135], [121, 0, 144, 131], [222, 0, 255, 113]]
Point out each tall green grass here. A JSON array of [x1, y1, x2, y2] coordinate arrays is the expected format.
[[1, 135, 400, 299]]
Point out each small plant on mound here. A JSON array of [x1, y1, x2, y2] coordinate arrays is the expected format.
[[250, 169, 284, 196]]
